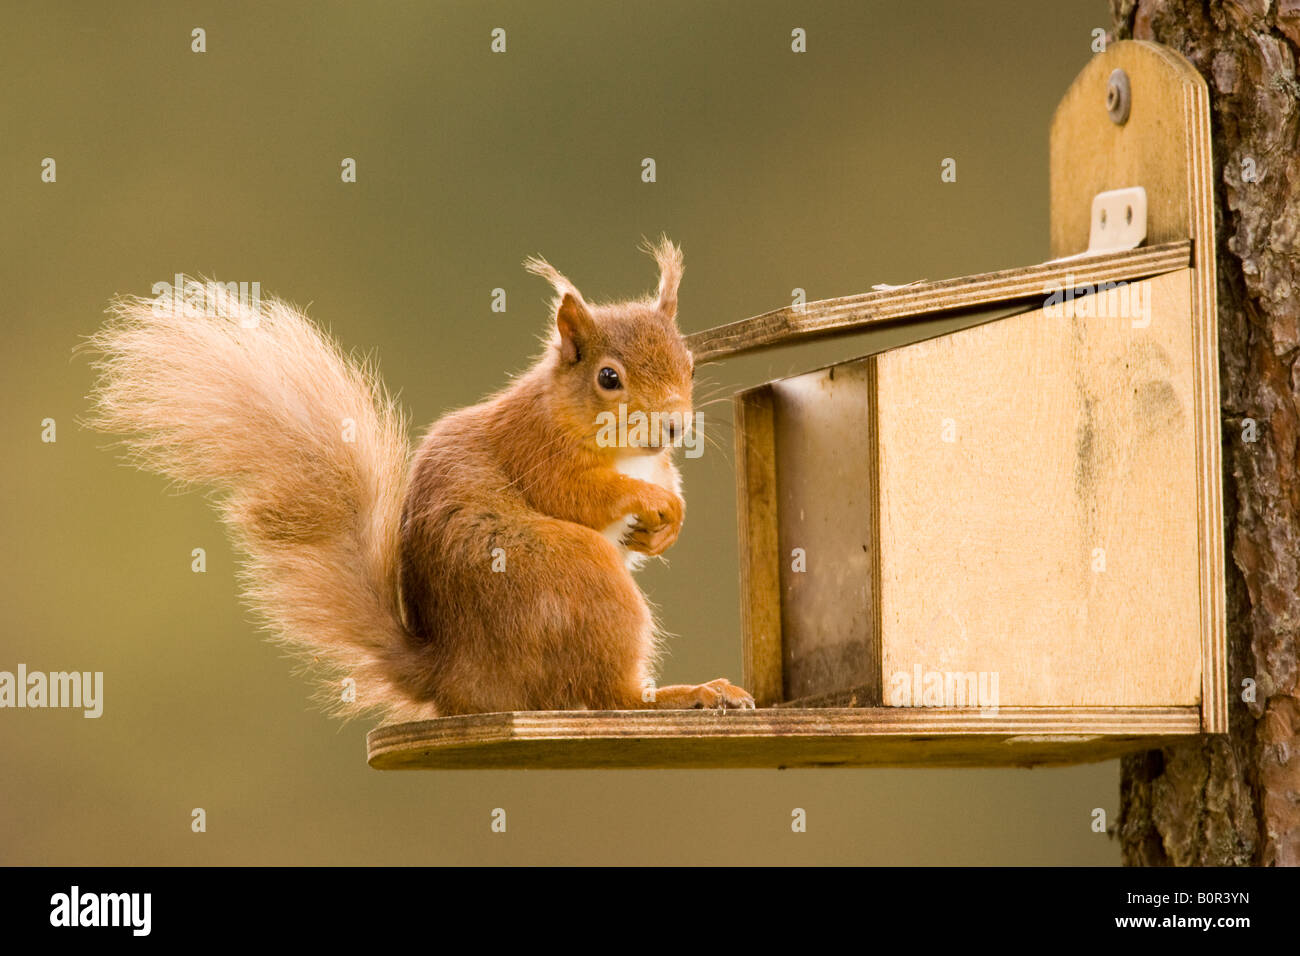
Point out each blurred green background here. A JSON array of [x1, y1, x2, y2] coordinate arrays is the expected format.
[[1, 0, 1122, 864]]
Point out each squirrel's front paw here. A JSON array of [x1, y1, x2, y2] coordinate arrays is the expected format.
[[623, 515, 680, 555], [624, 490, 684, 556]]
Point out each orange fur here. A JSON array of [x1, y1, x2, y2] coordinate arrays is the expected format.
[[86, 237, 753, 721]]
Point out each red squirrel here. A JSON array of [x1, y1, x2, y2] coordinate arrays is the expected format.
[[87, 237, 754, 721]]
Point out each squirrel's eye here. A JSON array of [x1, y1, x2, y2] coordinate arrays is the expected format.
[[597, 367, 622, 390]]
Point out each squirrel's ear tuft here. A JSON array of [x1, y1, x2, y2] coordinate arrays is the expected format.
[[523, 254, 573, 295], [525, 254, 594, 363], [641, 233, 684, 321]]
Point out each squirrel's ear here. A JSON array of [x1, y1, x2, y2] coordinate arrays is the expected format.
[[555, 293, 593, 364], [524, 253, 594, 362], [642, 234, 684, 321]]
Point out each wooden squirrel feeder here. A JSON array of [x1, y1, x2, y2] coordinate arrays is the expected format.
[[367, 41, 1226, 770]]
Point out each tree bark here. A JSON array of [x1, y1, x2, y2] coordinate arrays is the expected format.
[[1110, 0, 1300, 866]]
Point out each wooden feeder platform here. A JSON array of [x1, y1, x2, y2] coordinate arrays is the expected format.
[[366, 706, 1202, 770]]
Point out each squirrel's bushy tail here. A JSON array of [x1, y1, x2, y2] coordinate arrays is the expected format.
[[86, 278, 433, 722]]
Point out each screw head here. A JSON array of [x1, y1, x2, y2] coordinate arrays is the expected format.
[[1107, 68, 1131, 125]]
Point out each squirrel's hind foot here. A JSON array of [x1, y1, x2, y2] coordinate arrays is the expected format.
[[650, 678, 755, 710]]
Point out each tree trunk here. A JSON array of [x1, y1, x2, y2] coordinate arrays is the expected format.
[[1110, 0, 1300, 866]]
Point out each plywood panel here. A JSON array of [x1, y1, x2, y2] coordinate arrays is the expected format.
[[687, 241, 1190, 363], [734, 388, 784, 706], [875, 269, 1201, 707], [1049, 40, 1224, 731], [1050, 43, 1205, 257], [771, 363, 879, 702]]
